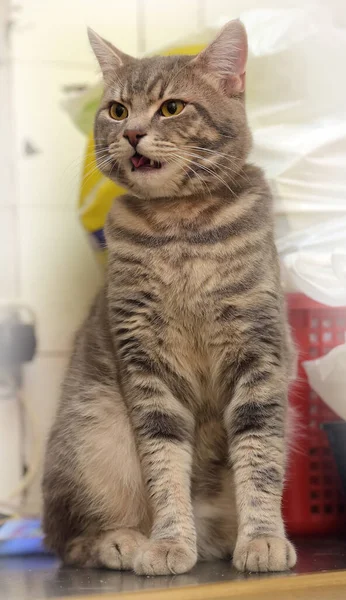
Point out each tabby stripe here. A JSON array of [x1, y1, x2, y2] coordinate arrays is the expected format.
[[120, 347, 195, 405], [212, 271, 263, 298], [218, 301, 279, 325], [190, 102, 235, 138], [252, 466, 282, 493], [219, 351, 260, 394], [132, 409, 192, 443], [112, 218, 265, 249], [117, 336, 141, 352], [114, 251, 146, 265], [187, 203, 266, 245], [189, 136, 229, 152], [146, 73, 163, 95], [230, 401, 284, 437], [112, 226, 175, 247]]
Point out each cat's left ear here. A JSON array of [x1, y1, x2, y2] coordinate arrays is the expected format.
[[193, 19, 248, 95], [87, 28, 133, 80]]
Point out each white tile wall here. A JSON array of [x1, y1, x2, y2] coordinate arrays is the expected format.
[[203, 0, 312, 24], [0, 205, 18, 297], [143, 0, 201, 52], [0, 64, 16, 207], [0, 394, 22, 509], [11, 0, 138, 63], [18, 206, 103, 352], [0, 0, 22, 510], [0, 0, 10, 61], [203, 0, 346, 26], [22, 356, 69, 513], [12, 64, 96, 207]]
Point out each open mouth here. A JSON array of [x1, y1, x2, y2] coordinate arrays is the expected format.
[[130, 152, 162, 172]]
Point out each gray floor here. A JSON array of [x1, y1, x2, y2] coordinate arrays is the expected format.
[[1, 537, 346, 599]]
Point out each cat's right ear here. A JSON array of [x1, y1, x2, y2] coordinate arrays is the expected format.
[[87, 28, 132, 79], [192, 19, 248, 95]]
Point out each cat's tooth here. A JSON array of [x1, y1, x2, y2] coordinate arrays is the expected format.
[[150, 159, 154, 167]]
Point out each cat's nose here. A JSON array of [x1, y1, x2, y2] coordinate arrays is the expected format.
[[123, 130, 146, 149]]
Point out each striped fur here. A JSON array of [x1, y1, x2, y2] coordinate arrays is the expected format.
[[42, 21, 296, 575]]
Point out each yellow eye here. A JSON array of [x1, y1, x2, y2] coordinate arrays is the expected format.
[[109, 102, 128, 121], [160, 99, 185, 118]]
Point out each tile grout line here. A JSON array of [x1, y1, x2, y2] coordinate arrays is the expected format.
[[197, 0, 206, 30], [136, 0, 146, 55]]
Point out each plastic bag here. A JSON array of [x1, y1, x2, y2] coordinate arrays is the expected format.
[[304, 342, 346, 421], [243, 8, 346, 217], [277, 217, 346, 306]]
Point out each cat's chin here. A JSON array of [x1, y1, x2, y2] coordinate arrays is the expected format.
[[131, 164, 165, 176], [121, 163, 184, 199]]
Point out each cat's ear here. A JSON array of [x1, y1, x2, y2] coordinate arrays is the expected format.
[[193, 20, 247, 94], [87, 28, 132, 78]]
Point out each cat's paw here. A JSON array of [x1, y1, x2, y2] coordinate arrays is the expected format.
[[98, 529, 147, 570], [233, 536, 297, 573], [65, 528, 147, 570], [134, 539, 197, 576]]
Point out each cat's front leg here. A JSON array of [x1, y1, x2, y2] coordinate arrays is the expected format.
[[223, 345, 297, 573], [120, 358, 197, 575]]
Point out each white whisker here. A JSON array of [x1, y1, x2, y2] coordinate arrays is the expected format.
[[175, 150, 238, 189], [168, 152, 235, 197]]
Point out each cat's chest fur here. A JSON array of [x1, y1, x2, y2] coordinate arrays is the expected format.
[[107, 232, 239, 407], [106, 192, 246, 322], [105, 191, 265, 396], [149, 251, 221, 372], [155, 250, 221, 313], [110, 233, 228, 331]]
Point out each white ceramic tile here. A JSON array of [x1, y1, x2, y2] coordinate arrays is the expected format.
[[204, 0, 249, 25], [19, 206, 103, 352], [12, 64, 98, 207], [0, 393, 22, 509], [22, 355, 69, 514], [143, 0, 200, 52], [11, 0, 138, 63], [0, 0, 10, 62], [203, 0, 311, 25], [0, 64, 17, 207], [0, 206, 18, 298]]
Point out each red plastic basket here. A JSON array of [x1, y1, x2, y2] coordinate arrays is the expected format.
[[283, 294, 346, 535]]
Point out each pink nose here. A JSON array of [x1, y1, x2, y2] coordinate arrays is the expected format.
[[124, 130, 146, 149]]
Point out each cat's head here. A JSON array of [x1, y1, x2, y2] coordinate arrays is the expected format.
[[89, 20, 251, 199]]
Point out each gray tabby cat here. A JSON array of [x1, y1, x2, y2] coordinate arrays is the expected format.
[[42, 20, 297, 576]]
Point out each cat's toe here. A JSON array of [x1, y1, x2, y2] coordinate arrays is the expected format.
[[134, 539, 197, 576], [98, 529, 147, 570], [233, 536, 297, 573], [65, 529, 147, 570]]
